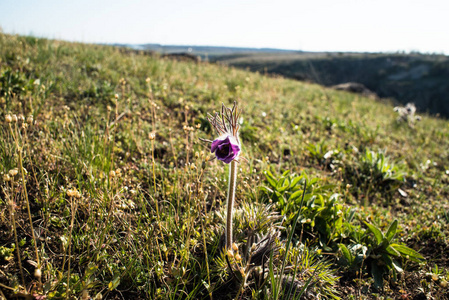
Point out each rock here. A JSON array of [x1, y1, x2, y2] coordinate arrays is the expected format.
[[162, 53, 201, 63], [332, 82, 377, 98]]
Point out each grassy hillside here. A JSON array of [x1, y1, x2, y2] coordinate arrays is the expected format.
[[1, 33, 449, 299], [212, 52, 449, 118]]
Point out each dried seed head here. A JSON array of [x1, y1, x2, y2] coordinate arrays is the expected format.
[[149, 132, 156, 140], [27, 115, 34, 124], [18, 114, 25, 122], [250, 243, 257, 252], [3, 174, 11, 181], [5, 114, 12, 123], [232, 243, 238, 252], [235, 253, 242, 261], [81, 289, 90, 300], [67, 189, 81, 198], [109, 170, 116, 178], [146, 77, 151, 83], [9, 168, 18, 177], [12, 114, 18, 123]]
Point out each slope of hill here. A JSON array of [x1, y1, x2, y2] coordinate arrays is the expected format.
[[1, 34, 449, 299], [212, 52, 449, 118]]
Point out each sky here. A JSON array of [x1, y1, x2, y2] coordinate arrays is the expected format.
[[1, 0, 449, 54]]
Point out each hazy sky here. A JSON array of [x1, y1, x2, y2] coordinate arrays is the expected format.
[[1, 0, 449, 54]]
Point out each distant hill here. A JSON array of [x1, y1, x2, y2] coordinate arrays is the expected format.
[[113, 43, 302, 59], [120, 43, 449, 117]]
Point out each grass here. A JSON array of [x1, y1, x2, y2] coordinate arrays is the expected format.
[[0, 33, 449, 299]]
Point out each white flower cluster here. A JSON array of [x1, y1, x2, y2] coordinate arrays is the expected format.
[[393, 103, 421, 127]]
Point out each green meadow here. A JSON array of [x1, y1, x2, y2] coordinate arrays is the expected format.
[[1, 33, 448, 299]]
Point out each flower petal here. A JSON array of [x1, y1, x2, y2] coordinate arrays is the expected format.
[[211, 137, 226, 153], [210, 135, 240, 164]]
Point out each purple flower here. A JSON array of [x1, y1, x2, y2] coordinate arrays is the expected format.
[[211, 135, 240, 164]]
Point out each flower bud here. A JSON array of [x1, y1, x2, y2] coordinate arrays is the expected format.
[[232, 243, 238, 252], [5, 114, 12, 123], [34, 268, 42, 279]]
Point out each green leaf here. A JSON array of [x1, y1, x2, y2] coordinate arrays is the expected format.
[[385, 220, 398, 242], [334, 217, 343, 232], [365, 222, 384, 245], [281, 170, 291, 177], [108, 274, 120, 291], [385, 245, 400, 257], [390, 243, 425, 262], [277, 177, 289, 191], [264, 170, 277, 188], [380, 253, 394, 269], [290, 176, 303, 188], [288, 190, 304, 202], [339, 244, 353, 264], [259, 186, 274, 194], [371, 261, 384, 290]]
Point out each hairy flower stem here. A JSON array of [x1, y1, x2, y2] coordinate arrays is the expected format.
[[226, 160, 238, 249]]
